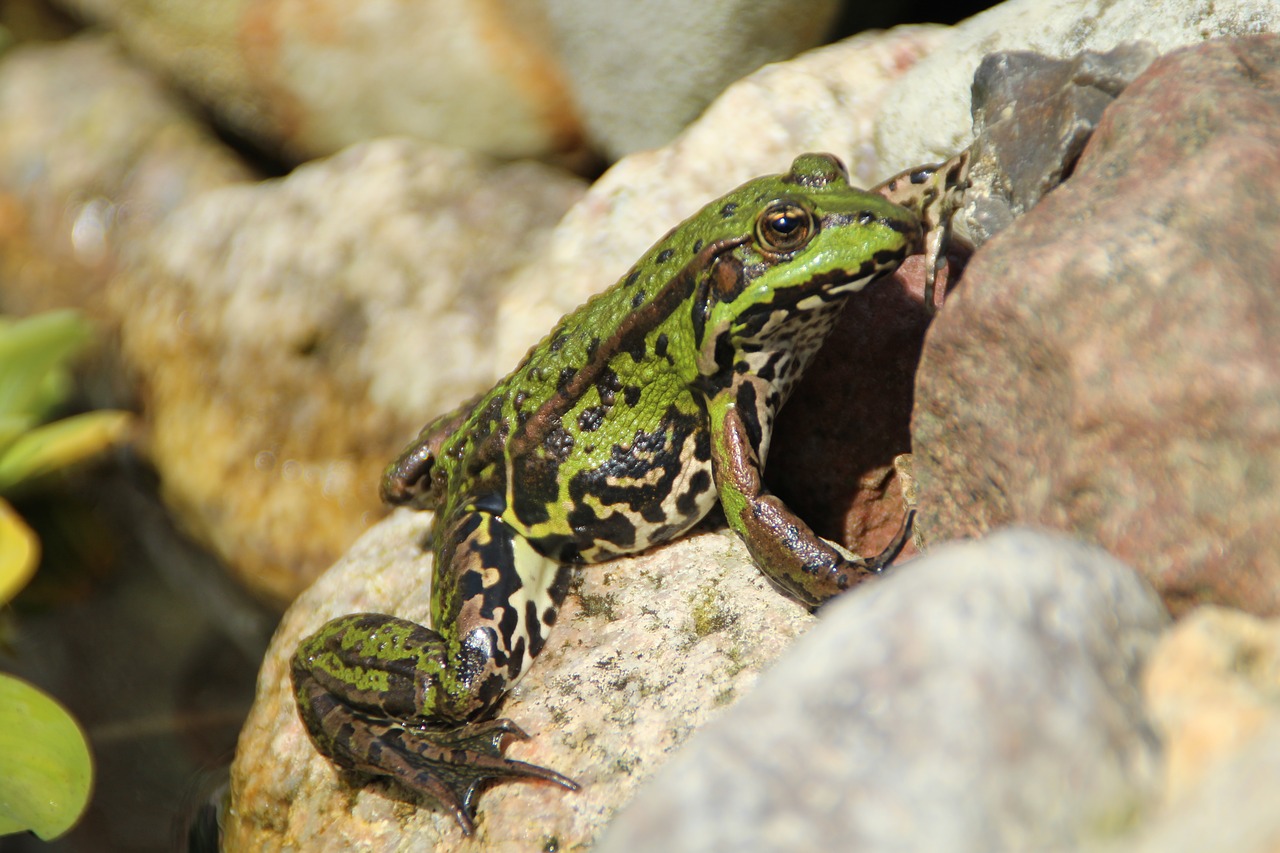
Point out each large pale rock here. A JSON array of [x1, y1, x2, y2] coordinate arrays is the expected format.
[[913, 36, 1280, 615], [111, 140, 585, 602], [51, 0, 583, 161], [227, 510, 814, 849], [875, 0, 1280, 166], [0, 34, 250, 317], [598, 529, 1168, 853]]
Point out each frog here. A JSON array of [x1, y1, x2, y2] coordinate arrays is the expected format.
[[291, 151, 965, 834]]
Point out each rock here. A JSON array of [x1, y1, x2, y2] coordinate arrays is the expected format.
[[913, 35, 1280, 616], [51, 0, 584, 161], [227, 511, 815, 848], [541, 0, 841, 158], [1141, 607, 1280, 803], [960, 43, 1159, 248], [1091, 723, 1280, 853], [0, 34, 250, 317], [597, 528, 1169, 853], [875, 0, 1280, 167], [110, 140, 585, 602], [1087, 608, 1280, 853]]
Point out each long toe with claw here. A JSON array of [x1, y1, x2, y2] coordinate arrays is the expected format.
[[345, 714, 578, 835]]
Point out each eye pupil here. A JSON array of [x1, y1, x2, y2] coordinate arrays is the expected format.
[[756, 201, 814, 252], [772, 213, 800, 233]]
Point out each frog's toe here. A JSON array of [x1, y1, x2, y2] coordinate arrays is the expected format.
[[371, 718, 579, 835]]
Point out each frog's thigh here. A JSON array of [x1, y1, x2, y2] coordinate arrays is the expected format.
[[707, 386, 883, 608], [441, 510, 572, 696]]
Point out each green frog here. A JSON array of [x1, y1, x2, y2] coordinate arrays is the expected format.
[[292, 152, 965, 834]]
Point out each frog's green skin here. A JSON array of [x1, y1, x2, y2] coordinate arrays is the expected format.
[[293, 153, 950, 834]]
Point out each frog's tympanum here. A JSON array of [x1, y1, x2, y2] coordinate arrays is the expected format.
[[292, 153, 962, 833]]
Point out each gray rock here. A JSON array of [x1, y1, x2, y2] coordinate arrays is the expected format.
[[960, 42, 1159, 248], [597, 528, 1168, 853]]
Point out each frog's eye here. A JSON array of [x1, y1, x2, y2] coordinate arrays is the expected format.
[[755, 201, 815, 254]]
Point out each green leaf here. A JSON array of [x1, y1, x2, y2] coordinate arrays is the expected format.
[[0, 310, 93, 421], [0, 410, 132, 495], [0, 674, 93, 840], [0, 413, 37, 456], [0, 498, 38, 605]]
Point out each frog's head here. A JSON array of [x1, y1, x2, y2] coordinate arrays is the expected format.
[[692, 153, 922, 370]]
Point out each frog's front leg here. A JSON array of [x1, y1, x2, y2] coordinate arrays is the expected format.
[[291, 509, 578, 834], [873, 148, 971, 313], [707, 382, 912, 608]]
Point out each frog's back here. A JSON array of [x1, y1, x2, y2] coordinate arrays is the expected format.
[[484, 259, 715, 562]]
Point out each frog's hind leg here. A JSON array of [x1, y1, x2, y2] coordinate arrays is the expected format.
[[291, 510, 577, 834]]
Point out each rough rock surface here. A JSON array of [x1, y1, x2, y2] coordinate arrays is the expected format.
[[227, 510, 815, 849], [111, 140, 585, 602], [913, 36, 1280, 615], [0, 34, 250, 318], [875, 0, 1280, 166], [597, 529, 1168, 853], [492, 25, 949, 359]]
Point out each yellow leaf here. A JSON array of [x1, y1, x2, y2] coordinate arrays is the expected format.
[[0, 410, 133, 494], [0, 498, 38, 605]]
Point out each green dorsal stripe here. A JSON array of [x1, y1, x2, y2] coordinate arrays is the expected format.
[[509, 235, 750, 459]]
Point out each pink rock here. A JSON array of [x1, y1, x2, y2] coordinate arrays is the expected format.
[[914, 35, 1280, 616]]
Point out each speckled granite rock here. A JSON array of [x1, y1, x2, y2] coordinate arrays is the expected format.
[[913, 35, 1280, 615], [227, 510, 814, 849], [0, 34, 250, 317], [110, 140, 585, 602], [597, 529, 1168, 853]]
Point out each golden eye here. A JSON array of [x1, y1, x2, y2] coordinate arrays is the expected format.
[[755, 201, 815, 253]]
